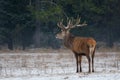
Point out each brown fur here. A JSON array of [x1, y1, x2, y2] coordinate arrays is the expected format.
[[63, 33, 96, 73], [72, 37, 96, 54], [56, 18, 96, 73]]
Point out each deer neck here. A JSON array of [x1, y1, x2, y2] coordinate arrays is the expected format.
[[63, 33, 74, 49]]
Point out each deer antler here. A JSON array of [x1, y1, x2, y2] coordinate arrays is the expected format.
[[57, 17, 87, 30], [66, 19, 72, 29], [67, 17, 87, 29], [57, 19, 66, 30], [76, 21, 87, 27], [71, 17, 81, 28]]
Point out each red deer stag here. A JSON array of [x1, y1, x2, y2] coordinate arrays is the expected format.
[[56, 17, 96, 73]]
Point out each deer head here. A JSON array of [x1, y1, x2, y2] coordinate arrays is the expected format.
[[56, 17, 87, 39]]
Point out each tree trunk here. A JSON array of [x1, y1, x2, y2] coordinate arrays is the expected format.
[[22, 43, 26, 50], [33, 0, 41, 47], [107, 25, 113, 48], [7, 37, 14, 50]]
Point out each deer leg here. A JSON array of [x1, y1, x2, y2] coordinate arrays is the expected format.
[[79, 55, 82, 72], [92, 48, 95, 72], [86, 56, 91, 73], [92, 56, 94, 72], [74, 53, 79, 73]]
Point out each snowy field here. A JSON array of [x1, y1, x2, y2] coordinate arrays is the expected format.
[[0, 51, 120, 80]]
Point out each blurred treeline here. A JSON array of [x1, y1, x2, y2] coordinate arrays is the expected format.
[[0, 0, 120, 50]]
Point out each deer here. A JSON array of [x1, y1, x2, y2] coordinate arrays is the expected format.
[[56, 17, 96, 73]]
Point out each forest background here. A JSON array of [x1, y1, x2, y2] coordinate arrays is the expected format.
[[0, 0, 120, 50]]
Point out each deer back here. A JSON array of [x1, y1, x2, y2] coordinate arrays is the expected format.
[[72, 37, 96, 54]]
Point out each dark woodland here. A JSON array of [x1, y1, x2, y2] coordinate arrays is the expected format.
[[0, 0, 120, 50]]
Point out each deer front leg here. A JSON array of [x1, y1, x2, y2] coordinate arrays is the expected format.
[[74, 53, 79, 73], [78, 55, 82, 72], [92, 49, 95, 72]]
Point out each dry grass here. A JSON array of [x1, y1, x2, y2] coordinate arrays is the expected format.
[[0, 50, 120, 78], [97, 46, 120, 52], [0, 45, 120, 54]]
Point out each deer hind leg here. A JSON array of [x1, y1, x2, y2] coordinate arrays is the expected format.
[[89, 47, 95, 72], [92, 53, 94, 72], [92, 47, 96, 72], [86, 55, 91, 73]]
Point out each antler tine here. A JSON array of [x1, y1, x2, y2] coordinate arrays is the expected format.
[[76, 20, 87, 27], [70, 17, 81, 28], [57, 19, 65, 30], [72, 17, 87, 28], [66, 17, 75, 29], [68, 19, 71, 25], [75, 17, 81, 26]]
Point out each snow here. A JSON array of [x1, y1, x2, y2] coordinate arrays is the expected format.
[[0, 52, 120, 80], [1, 72, 120, 80]]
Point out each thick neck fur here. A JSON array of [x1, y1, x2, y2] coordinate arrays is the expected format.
[[63, 33, 74, 49]]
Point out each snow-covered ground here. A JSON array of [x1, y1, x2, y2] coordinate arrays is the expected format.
[[0, 51, 120, 80]]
